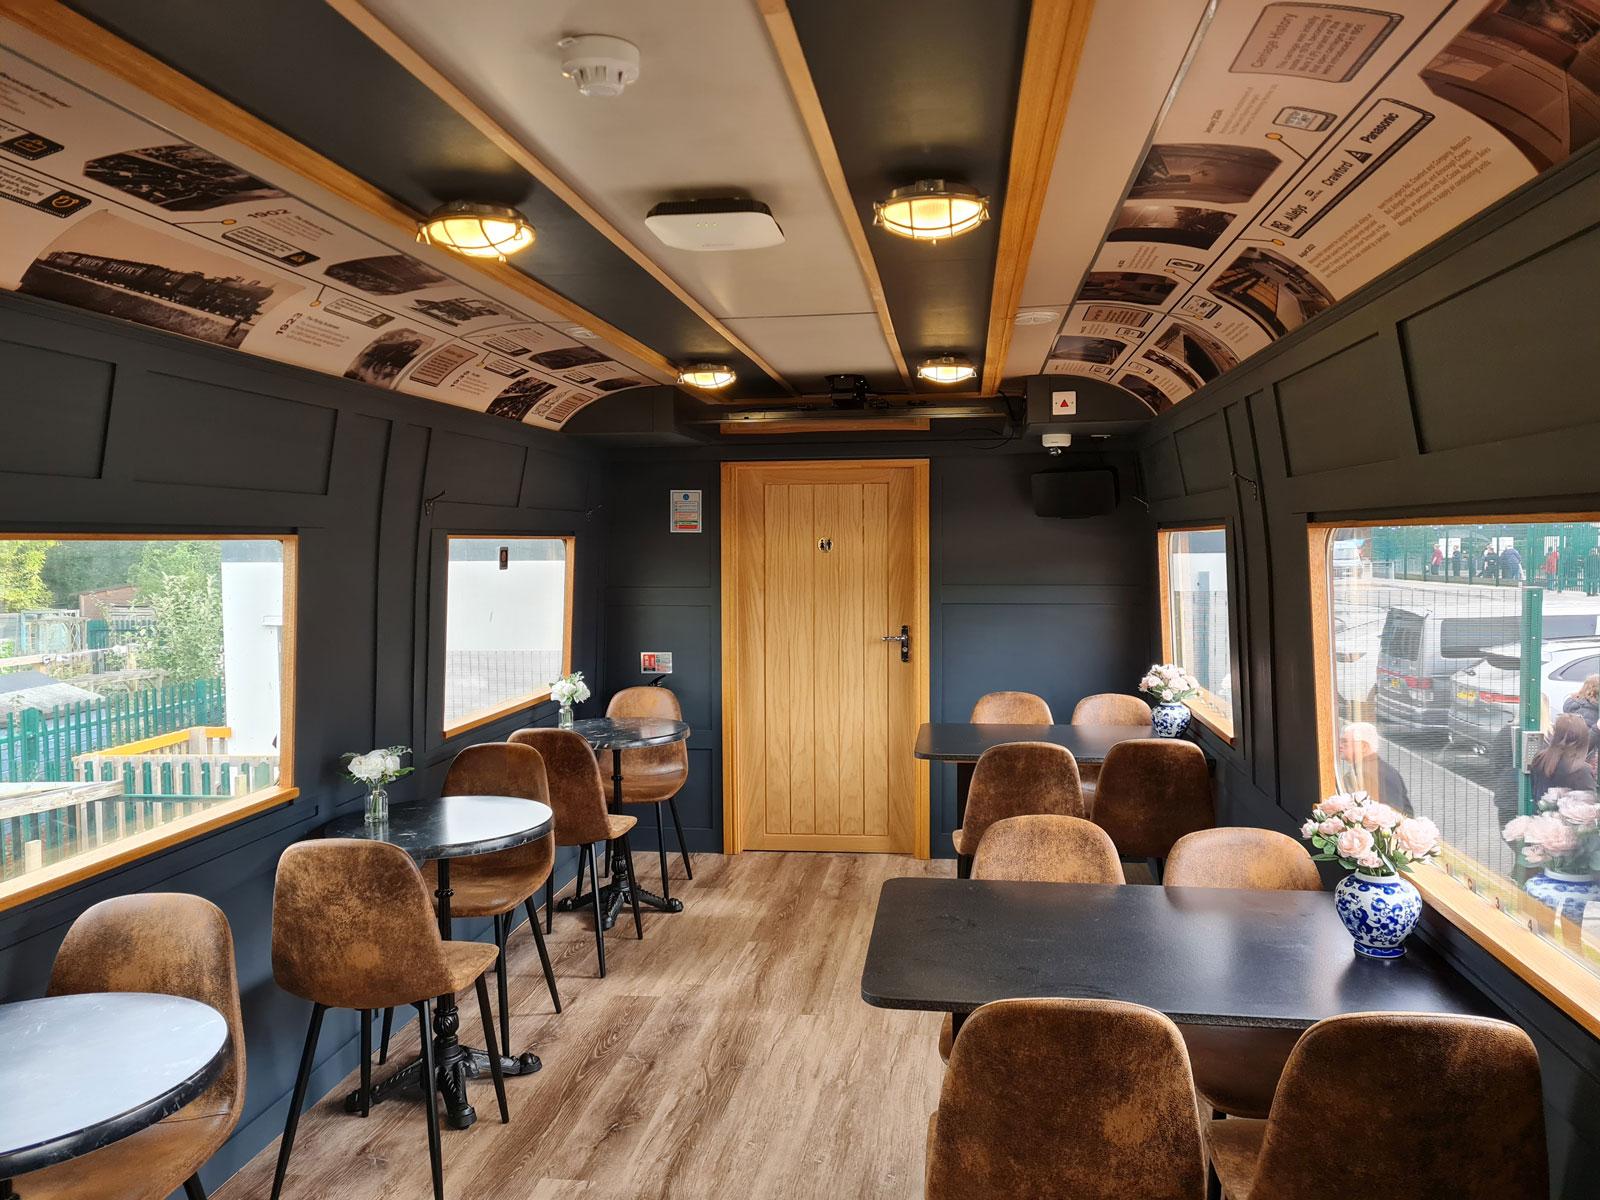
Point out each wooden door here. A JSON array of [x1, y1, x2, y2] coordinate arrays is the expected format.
[[722, 460, 929, 855]]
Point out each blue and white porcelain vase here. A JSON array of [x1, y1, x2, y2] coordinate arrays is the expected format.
[[1524, 870, 1600, 923], [1151, 701, 1191, 738], [1334, 871, 1422, 959]]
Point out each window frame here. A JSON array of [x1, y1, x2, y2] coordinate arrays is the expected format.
[[0, 532, 299, 913], [1308, 518, 1600, 1040], [439, 533, 576, 739], [1157, 524, 1237, 744]]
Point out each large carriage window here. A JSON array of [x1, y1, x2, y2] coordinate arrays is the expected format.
[[0, 536, 296, 910], [1159, 527, 1235, 740], [443, 537, 572, 735], [1316, 521, 1600, 1010]]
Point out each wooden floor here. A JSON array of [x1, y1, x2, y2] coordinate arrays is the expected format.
[[221, 852, 950, 1200]]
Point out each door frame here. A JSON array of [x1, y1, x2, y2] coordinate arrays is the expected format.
[[720, 458, 931, 857]]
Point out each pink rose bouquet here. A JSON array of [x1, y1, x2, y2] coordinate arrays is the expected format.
[[1138, 663, 1200, 705], [1502, 788, 1600, 874], [1301, 791, 1440, 876]]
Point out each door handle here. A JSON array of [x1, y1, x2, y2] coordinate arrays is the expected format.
[[881, 624, 910, 663]]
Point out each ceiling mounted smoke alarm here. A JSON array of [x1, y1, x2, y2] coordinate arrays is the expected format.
[[558, 35, 641, 98]]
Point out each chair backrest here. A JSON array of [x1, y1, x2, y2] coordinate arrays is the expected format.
[[272, 838, 460, 1010], [1071, 693, 1153, 726], [50, 893, 245, 1121], [442, 741, 554, 880], [1251, 1012, 1547, 1200], [971, 691, 1053, 724], [509, 727, 612, 845], [927, 998, 1205, 1199], [598, 686, 688, 779], [971, 814, 1125, 884], [1092, 739, 1212, 859], [1164, 827, 1322, 891], [962, 742, 1083, 850]]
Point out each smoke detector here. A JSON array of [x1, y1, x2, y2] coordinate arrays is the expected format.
[[558, 35, 641, 97], [1014, 310, 1060, 326], [645, 199, 784, 251]]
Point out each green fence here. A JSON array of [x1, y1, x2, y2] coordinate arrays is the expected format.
[[0, 678, 225, 785]]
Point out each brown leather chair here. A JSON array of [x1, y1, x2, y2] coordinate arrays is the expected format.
[[1071, 692, 1153, 802], [1091, 738, 1213, 877], [1207, 1012, 1548, 1200], [377, 742, 562, 1066], [939, 815, 1125, 1061], [597, 685, 692, 900], [511, 726, 643, 976], [970, 691, 1053, 724], [1164, 828, 1323, 1121], [12, 894, 244, 1200], [951, 742, 1083, 879], [270, 839, 509, 1200], [927, 998, 1206, 1200]]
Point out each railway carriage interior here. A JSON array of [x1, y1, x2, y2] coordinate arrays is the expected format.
[[5, 0, 1600, 1197]]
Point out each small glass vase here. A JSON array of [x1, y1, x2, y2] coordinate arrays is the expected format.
[[559, 703, 575, 729], [364, 784, 389, 826]]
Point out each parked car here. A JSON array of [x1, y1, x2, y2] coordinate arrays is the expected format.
[[1374, 608, 1523, 736], [1331, 539, 1368, 579], [1448, 636, 1600, 759], [1332, 607, 1384, 718]]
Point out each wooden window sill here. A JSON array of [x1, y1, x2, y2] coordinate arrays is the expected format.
[[443, 690, 556, 740]]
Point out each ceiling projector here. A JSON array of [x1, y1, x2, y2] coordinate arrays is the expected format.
[[644, 199, 785, 252]]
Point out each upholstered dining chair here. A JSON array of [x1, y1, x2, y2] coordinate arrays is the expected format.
[[1070, 692, 1153, 804], [511, 726, 643, 976], [597, 685, 692, 900], [970, 691, 1054, 724], [271, 839, 508, 1200], [951, 742, 1084, 879], [377, 741, 561, 1067], [927, 997, 1207, 1200], [1091, 738, 1213, 878], [1164, 828, 1322, 1123], [13, 894, 244, 1200], [938, 815, 1125, 1061], [1206, 1012, 1548, 1200]]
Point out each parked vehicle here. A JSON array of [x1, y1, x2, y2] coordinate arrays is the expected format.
[[1331, 539, 1368, 579], [1448, 636, 1600, 759], [1374, 608, 1523, 736], [1332, 607, 1385, 717]]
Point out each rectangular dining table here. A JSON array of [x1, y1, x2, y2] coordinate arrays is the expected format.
[[861, 878, 1490, 1035]]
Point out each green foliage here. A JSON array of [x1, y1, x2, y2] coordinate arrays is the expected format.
[[0, 541, 56, 612], [131, 542, 224, 684], [40, 540, 143, 609]]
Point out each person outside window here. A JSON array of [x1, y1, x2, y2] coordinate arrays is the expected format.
[[1482, 545, 1499, 582], [1543, 546, 1560, 591], [1528, 713, 1598, 799], [1429, 545, 1443, 577], [1499, 543, 1523, 582], [1563, 674, 1600, 756], [1337, 722, 1413, 816]]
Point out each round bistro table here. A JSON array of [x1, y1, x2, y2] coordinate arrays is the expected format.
[[324, 794, 553, 1130], [0, 992, 229, 1198], [559, 716, 692, 930]]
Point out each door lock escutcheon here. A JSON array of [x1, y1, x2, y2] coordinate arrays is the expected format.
[[881, 624, 910, 663]]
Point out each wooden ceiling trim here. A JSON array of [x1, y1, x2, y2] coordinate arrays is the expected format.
[[980, 0, 1095, 394], [0, 0, 679, 378], [756, 0, 912, 390], [720, 417, 930, 435], [325, 0, 796, 395]]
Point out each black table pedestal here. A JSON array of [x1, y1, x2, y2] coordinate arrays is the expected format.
[[343, 859, 540, 1128], [558, 754, 682, 931]]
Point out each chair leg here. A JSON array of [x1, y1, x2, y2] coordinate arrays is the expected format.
[[545, 873, 555, 934], [621, 832, 644, 939], [270, 1002, 325, 1200], [1207, 1162, 1223, 1200], [586, 844, 607, 978], [667, 796, 693, 880], [1147, 856, 1165, 884], [378, 1006, 393, 1065], [956, 854, 972, 879], [655, 801, 671, 902], [183, 1175, 208, 1200], [359, 1008, 372, 1118], [526, 895, 562, 1013], [494, 912, 511, 1054], [474, 974, 511, 1124], [415, 1000, 444, 1200]]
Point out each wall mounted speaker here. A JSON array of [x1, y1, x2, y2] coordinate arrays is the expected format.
[[1030, 468, 1118, 518]]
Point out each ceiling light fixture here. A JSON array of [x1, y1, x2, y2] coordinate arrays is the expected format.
[[416, 201, 536, 261], [874, 180, 990, 243], [677, 363, 736, 390], [917, 354, 977, 384]]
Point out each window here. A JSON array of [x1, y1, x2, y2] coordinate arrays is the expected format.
[[1312, 520, 1600, 1035], [442, 536, 573, 735], [0, 535, 296, 910], [1159, 527, 1235, 740]]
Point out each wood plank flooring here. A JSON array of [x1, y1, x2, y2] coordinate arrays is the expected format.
[[220, 852, 949, 1200]]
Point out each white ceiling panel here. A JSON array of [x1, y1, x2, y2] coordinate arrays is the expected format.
[[722, 314, 900, 388]]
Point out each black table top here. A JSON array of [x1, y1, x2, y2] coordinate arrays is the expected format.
[[323, 794, 553, 860], [0, 992, 229, 1177], [913, 722, 1155, 764], [568, 716, 691, 750], [861, 878, 1490, 1029]]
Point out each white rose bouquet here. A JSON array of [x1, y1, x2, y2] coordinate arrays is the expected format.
[[343, 746, 414, 788], [1138, 663, 1201, 705], [1300, 791, 1440, 876], [549, 671, 591, 707]]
